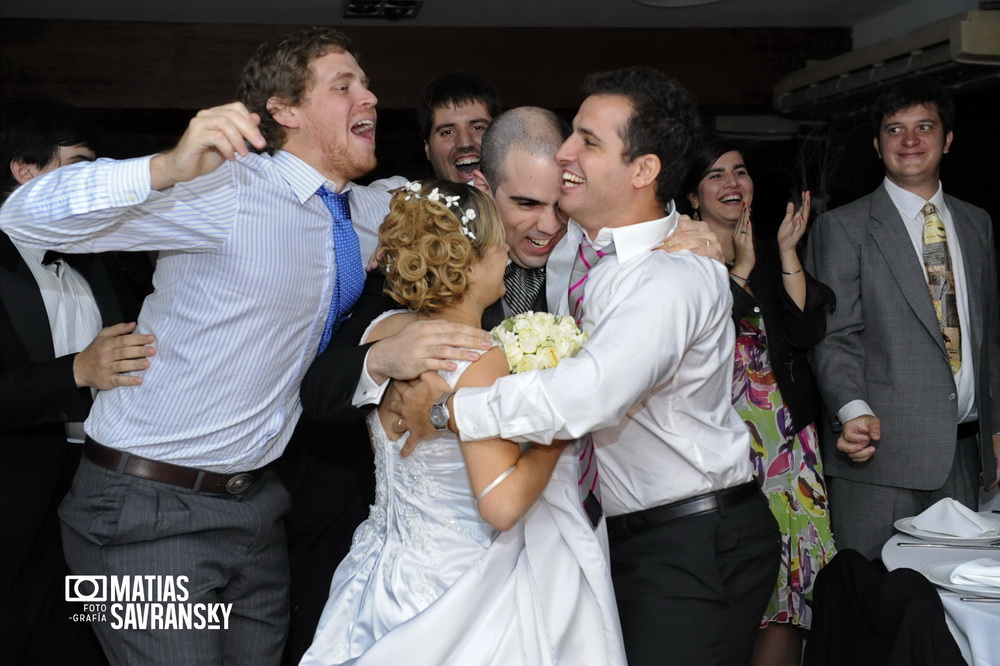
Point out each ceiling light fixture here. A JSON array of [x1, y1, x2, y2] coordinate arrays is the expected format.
[[344, 0, 423, 20], [633, 0, 726, 7]]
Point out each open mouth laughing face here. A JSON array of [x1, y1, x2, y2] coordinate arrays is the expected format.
[[425, 100, 492, 183], [690, 150, 753, 226], [494, 149, 568, 269], [296, 50, 379, 185], [554, 94, 637, 229]]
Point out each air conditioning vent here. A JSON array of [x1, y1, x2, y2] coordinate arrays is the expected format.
[[774, 10, 1000, 114]]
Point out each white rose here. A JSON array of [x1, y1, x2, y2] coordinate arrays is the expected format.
[[506, 346, 523, 366], [537, 346, 560, 369], [518, 330, 539, 353], [517, 354, 543, 373], [552, 336, 571, 357]]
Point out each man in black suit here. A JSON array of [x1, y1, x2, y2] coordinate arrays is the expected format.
[[0, 97, 153, 665]]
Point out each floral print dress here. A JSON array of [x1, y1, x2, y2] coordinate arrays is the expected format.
[[732, 313, 835, 629]]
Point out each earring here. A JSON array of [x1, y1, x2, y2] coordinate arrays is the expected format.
[[687, 196, 700, 220]]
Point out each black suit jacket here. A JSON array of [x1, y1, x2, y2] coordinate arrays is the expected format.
[[300, 268, 547, 423], [0, 231, 136, 659]]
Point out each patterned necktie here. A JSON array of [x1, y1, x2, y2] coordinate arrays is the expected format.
[[315, 186, 365, 356], [566, 237, 616, 528], [503, 262, 545, 316], [921, 202, 961, 374], [567, 239, 616, 325]]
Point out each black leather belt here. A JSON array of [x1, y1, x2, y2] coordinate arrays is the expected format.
[[606, 481, 762, 540], [957, 420, 979, 440], [84, 438, 260, 494]]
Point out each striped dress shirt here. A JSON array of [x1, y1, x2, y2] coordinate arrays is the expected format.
[[0, 150, 390, 472]]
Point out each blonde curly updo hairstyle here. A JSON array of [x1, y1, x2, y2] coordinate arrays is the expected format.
[[380, 179, 505, 314]]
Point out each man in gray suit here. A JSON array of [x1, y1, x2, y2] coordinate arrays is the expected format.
[[806, 78, 1000, 559]]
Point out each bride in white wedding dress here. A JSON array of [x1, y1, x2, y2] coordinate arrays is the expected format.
[[300, 180, 625, 666]]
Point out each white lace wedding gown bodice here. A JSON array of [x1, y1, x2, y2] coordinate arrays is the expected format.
[[300, 311, 625, 666]]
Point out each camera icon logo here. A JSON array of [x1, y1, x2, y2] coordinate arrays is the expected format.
[[66, 575, 108, 602]]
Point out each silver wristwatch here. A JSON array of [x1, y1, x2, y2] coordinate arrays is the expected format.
[[430, 391, 456, 431]]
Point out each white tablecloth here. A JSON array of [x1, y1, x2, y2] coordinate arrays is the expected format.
[[882, 530, 1000, 666]]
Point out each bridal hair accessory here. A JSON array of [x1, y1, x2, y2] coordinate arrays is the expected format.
[[403, 181, 477, 240]]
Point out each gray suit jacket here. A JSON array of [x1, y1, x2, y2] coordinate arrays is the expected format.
[[805, 185, 1000, 490]]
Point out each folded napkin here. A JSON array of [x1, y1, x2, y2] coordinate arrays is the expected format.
[[909, 498, 998, 537], [950, 558, 1000, 589]]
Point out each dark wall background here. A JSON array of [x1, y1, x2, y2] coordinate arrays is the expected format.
[[2, 19, 997, 239]]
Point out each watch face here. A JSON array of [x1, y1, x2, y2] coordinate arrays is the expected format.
[[430, 404, 448, 429], [431, 391, 453, 430]]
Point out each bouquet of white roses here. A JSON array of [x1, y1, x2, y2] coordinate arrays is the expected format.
[[490, 311, 588, 374]]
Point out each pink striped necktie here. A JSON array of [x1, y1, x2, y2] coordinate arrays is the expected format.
[[567, 239, 616, 325], [579, 435, 602, 528], [566, 237, 614, 528]]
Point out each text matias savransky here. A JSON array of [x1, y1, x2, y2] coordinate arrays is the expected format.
[[66, 574, 233, 630]]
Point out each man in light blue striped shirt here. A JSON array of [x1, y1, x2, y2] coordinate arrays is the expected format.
[[0, 27, 429, 665]]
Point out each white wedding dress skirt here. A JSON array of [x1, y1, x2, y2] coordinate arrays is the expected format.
[[301, 314, 625, 665]]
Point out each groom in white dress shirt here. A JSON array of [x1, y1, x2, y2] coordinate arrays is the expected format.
[[398, 67, 780, 665]]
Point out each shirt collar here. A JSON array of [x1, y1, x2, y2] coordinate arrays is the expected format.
[[268, 150, 353, 204], [12, 239, 46, 265], [882, 177, 945, 221], [575, 200, 680, 263]]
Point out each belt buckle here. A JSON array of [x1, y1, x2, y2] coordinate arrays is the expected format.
[[226, 473, 253, 494]]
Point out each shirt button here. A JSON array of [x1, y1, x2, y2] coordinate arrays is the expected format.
[[948, 393, 957, 400], [127, 193, 137, 203], [753, 306, 761, 314]]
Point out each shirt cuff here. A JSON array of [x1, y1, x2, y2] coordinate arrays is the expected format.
[[352, 348, 389, 408], [838, 399, 876, 425], [454, 386, 501, 442], [110, 155, 156, 208]]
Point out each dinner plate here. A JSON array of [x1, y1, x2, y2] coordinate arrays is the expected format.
[[921, 561, 1000, 598], [894, 516, 1000, 544]]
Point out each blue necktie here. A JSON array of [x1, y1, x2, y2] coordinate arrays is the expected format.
[[315, 186, 365, 355]]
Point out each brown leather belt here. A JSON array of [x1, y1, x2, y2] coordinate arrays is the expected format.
[[83, 438, 260, 495], [606, 481, 762, 540]]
